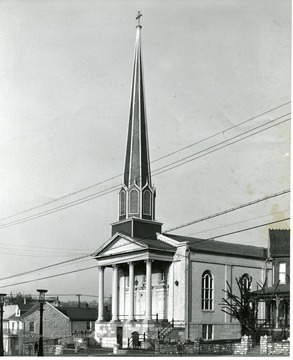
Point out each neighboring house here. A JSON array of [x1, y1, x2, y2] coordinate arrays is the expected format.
[[56, 306, 98, 335], [18, 303, 35, 316], [21, 302, 98, 344], [2, 304, 28, 355], [93, 18, 274, 349], [251, 229, 290, 340]]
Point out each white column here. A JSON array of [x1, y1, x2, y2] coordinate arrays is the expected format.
[[98, 266, 104, 321], [145, 260, 152, 321], [112, 265, 119, 321], [275, 297, 280, 328], [128, 262, 135, 321]]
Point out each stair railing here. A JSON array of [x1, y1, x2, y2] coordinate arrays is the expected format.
[[158, 319, 174, 339]]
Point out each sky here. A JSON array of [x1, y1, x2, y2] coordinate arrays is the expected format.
[[0, 0, 290, 302]]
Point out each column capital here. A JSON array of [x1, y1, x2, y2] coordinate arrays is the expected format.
[[112, 264, 119, 269], [144, 259, 153, 264], [128, 261, 134, 266], [98, 266, 105, 272]]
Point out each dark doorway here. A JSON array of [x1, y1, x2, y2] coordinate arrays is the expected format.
[[117, 326, 123, 347], [132, 331, 140, 348]]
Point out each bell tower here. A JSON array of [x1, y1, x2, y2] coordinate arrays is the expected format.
[[111, 12, 162, 239]]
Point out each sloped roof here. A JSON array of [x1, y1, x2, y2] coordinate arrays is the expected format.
[[3, 305, 16, 320], [18, 303, 35, 312], [165, 234, 267, 259], [21, 303, 98, 322], [133, 237, 175, 252], [55, 307, 98, 321], [251, 284, 290, 296], [20, 303, 40, 318], [8, 314, 21, 321]]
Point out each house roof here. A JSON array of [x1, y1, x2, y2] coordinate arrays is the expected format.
[[269, 229, 290, 257], [18, 303, 35, 312], [8, 314, 21, 321], [20, 303, 40, 318], [165, 234, 268, 259], [55, 307, 98, 321], [21, 303, 98, 322], [3, 305, 16, 320], [251, 284, 290, 297]]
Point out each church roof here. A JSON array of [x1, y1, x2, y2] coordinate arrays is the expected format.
[[133, 237, 175, 251], [164, 234, 268, 259]]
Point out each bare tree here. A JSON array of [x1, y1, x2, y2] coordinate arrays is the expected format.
[[221, 276, 279, 344]]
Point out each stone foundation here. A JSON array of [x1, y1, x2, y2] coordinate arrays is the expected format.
[[95, 321, 159, 348], [188, 323, 241, 340]]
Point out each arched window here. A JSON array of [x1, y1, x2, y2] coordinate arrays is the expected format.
[[240, 273, 251, 291], [202, 271, 213, 310], [143, 190, 151, 215], [129, 189, 139, 214], [119, 190, 126, 216]]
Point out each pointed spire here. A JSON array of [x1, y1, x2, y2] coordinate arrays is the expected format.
[[118, 13, 156, 222], [123, 11, 152, 189]]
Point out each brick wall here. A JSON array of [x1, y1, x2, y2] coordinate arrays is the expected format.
[[23, 303, 71, 340]]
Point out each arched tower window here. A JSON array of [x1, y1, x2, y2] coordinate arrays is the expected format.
[[129, 189, 139, 214], [202, 270, 213, 310], [143, 190, 151, 215], [119, 190, 126, 216]]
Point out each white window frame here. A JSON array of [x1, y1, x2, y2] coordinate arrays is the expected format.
[[129, 189, 139, 214], [202, 324, 213, 340], [29, 322, 34, 332], [119, 190, 126, 216], [202, 271, 214, 310], [143, 190, 151, 216], [279, 262, 286, 284]]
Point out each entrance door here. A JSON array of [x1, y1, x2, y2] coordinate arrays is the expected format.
[[117, 326, 123, 347]]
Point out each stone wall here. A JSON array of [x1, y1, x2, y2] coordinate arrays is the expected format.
[[23, 344, 61, 356], [154, 335, 252, 355], [233, 335, 252, 355], [260, 335, 290, 356], [22, 303, 71, 340]]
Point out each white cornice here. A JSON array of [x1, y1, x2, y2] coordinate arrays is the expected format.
[[157, 233, 181, 247]]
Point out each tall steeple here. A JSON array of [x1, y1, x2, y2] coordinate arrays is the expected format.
[[119, 12, 156, 222]]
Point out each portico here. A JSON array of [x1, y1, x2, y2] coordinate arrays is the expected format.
[[95, 233, 175, 325]]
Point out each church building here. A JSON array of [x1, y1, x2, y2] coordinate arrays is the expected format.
[[94, 13, 272, 348]]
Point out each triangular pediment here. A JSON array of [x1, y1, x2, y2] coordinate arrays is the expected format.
[[94, 233, 148, 258]]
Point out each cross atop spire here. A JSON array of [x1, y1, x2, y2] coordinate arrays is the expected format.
[[136, 11, 142, 28]]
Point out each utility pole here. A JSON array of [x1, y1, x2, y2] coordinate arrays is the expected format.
[[76, 294, 81, 308]]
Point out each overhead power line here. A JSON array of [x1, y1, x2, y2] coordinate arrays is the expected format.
[[0, 253, 94, 282], [0, 101, 290, 224], [211, 218, 290, 240], [187, 208, 290, 237], [0, 114, 290, 231], [0, 216, 289, 290], [0, 188, 289, 283], [153, 115, 290, 177], [165, 189, 290, 233]]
